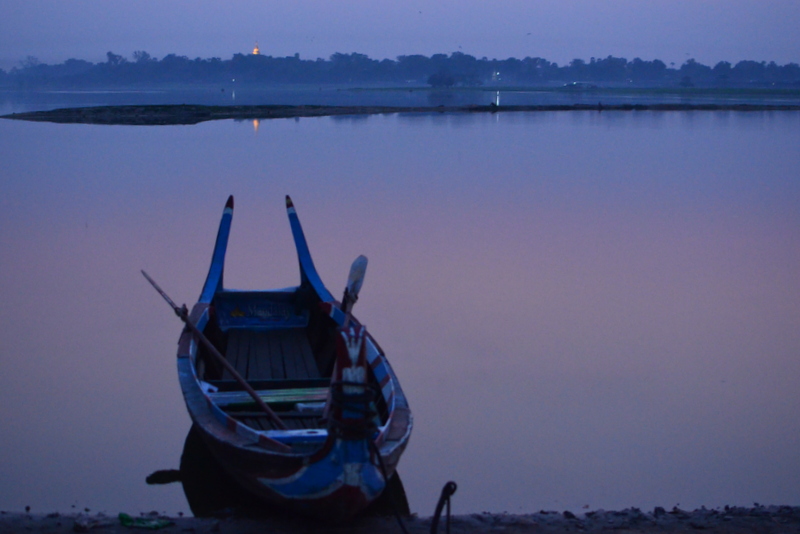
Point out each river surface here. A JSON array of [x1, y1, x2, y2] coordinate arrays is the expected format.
[[0, 106, 798, 517], [4, 85, 800, 115]]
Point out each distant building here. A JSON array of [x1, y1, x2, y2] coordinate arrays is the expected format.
[[253, 42, 260, 55]]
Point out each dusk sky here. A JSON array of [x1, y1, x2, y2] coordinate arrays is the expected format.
[[2, 0, 800, 71]]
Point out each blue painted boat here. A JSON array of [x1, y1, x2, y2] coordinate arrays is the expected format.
[[174, 196, 412, 521]]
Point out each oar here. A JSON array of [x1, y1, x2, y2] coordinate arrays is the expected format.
[[141, 271, 291, 443], [322, 255, 368, 421], [341, 255, 368, 316]]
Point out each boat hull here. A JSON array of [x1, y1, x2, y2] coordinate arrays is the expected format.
[[170, 196, 412, 522], [179, 332, 410, 520], [198, 431, 397, 521], [176, 297, 411, 522]]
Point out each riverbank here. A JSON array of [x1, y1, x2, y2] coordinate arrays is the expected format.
[[3, 505, 799, 533], [3, 102, 800, 125]]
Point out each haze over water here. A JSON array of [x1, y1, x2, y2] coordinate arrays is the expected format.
[[0, 109, 798, 516]]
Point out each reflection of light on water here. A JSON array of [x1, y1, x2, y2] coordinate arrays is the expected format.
[[495, 91, 500, 106], [231, 90, 235, 101], [252, 119, 260, 134]]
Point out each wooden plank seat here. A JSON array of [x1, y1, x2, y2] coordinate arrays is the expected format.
[[222, 328, 320, 381], [229, 410, 323, 418], [209, 387, 328, 409], [218, 387, 328, 431], [216, 327, 325, 431], [207, 378, 330, 392]]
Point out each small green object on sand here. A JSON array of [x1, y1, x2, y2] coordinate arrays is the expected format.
[[118, 513, 174, 530]]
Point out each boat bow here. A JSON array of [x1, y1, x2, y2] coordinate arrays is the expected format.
[[199, 195, 234, 304], [285, 196, 335, 303]]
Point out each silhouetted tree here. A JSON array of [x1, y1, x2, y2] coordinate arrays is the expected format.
[[712, 61, 732, 86], [731, 60, 766, 84], [133, 51, 154, 63], [20, 56, 40, 69], [3, 51, 799, 89], [628, 58, 667, 82], [569, 58, 588, 79], [586, 56, 628, 81], [397, 54, 431, 81], [106, 51, 126, 66], [679, 59, 711, 85], [428, 70, 455, 87]]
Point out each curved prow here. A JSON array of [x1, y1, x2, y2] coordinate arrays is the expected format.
[[199, 195, 234, 303], [285, 196, 335, 302]]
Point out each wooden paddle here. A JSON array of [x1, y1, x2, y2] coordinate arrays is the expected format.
[[341, 255, 368, 316], [141, 270, 291, 443]]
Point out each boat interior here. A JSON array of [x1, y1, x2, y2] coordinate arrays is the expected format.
[[195, 289, 387, 433]]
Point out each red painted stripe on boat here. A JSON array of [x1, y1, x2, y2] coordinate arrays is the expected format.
[[227, 417, 238, 432], [379, 374, 390, 389]]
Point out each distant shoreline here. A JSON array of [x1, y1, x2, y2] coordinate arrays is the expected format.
[[3, 102, 800, 126]]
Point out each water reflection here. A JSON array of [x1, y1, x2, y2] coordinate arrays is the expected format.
[[147, 426, 408, 518], [0, 111, 798, 517]]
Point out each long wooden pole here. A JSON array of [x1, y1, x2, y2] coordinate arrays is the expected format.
[[142, 271, 290, 439]]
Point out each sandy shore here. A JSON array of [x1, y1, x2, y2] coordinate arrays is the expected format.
[[3, 103, 800, 126], [3, 505, 799, 533]]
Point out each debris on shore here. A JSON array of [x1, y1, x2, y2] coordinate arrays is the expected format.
[[1, 505, 799, 534]]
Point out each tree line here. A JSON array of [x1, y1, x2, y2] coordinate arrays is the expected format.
[[2, 51, 799, 89]]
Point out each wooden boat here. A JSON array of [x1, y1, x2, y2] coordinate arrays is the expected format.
[[147, 196, 412, 521]]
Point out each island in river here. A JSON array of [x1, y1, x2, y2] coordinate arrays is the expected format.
[[3, 102, 800, 126]]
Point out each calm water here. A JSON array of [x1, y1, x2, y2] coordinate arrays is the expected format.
[[4, 86, 800, 115], [0, 109, 798, 517]]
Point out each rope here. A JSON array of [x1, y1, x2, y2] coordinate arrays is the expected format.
[[430, 481, 458, 534]]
